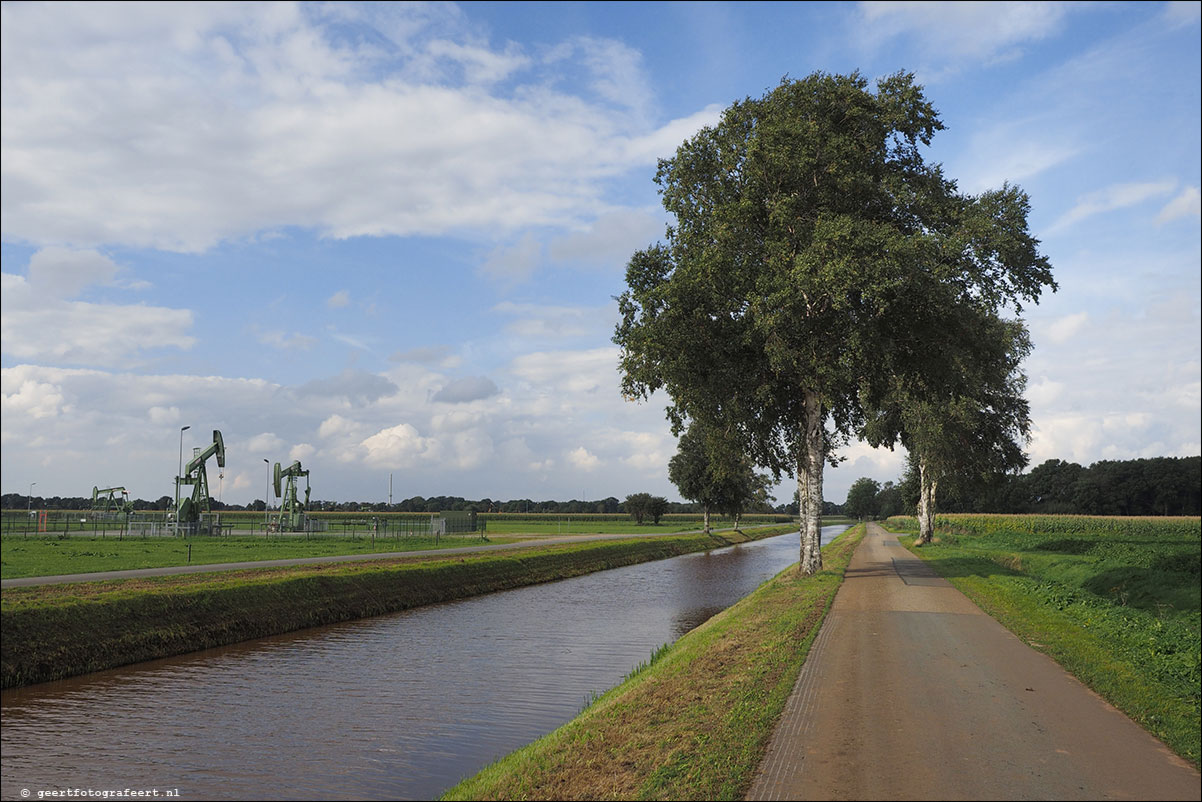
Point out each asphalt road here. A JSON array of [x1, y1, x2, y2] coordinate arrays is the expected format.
[[748, 521, 1201, 801]]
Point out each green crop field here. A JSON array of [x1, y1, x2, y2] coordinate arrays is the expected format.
[[886, 513, 1201, 767]]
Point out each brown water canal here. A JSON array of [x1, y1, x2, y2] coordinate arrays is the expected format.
[[1, 525, 849, 801]]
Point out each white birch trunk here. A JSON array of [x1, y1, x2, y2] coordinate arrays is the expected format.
[[798, 389, 824, 575], [916, 457, 937, 546], [703, 505, 711, 534]]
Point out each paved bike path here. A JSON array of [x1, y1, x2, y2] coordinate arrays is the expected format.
[[748, 522, 1200, 801]]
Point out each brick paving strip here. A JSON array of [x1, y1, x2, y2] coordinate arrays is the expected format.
[[747, 522, 1201, 801]]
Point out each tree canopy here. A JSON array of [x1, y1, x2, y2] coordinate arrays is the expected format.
[[616, 71, 1054, 573]]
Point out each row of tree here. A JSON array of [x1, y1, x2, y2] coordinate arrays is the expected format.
[[0, 492, 776, 518], [842, 455, 1202, 520], [615, 70, 1056, 570]]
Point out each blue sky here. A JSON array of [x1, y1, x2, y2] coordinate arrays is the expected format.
[[2, 1, 1199, 508]]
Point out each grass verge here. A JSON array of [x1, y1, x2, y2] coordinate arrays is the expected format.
[[0, 533, 525, 579], [1, 526, 792, 690], [441, 524, 866, 801], [885, 514, 1200, 768]]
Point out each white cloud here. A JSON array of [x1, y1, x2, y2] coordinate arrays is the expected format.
[[148, 406, 181, 425], [1050, 180, 1177, 231], [1157, 186, 1201, 224], [509, 347, 619, 395], [1, 378, 65, 420], [857, 1, 1078, 67], [26, 247, 121, 298], [246, 432, 286, 453], [360, 423, 437, 468], [955, 135, 1080, 195], [318, 414, 362, 440], [290, 443, 316, 462], [1042, 311, 1089, 345], [326, 289, 351, 308], [0, 4, 698, 252], [567, 446, 601, 471], [494, 301, 613, 340], [546, 208, 665, 270], [0, 272, 195, 366]]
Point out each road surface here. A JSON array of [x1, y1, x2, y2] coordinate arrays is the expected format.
[[748, 521, 1200, 801]]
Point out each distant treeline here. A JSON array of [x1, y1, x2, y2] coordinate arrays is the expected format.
[[0, 493, 780, 516], [927, 456, 1201, 516], [4, 456, 1196, 517]]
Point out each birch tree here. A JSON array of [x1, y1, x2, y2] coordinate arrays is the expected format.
[[864, 311, 1033, 544], [614, 71, 1053, 574]]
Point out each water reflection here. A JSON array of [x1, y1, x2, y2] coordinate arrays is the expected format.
[[1, 525, 848, 801]]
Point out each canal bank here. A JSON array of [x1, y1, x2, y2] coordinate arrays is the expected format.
[[2, 524, 853, 801], [442, 524, 866, 801], [2, 526, 791, 689]]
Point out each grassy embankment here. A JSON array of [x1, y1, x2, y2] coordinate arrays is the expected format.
[[888, 513, 1200, 768], [0, 533, 524, 579], [1, 526, 794, 690], [0, 516, 799, 578], [442, 524, 866, 802]]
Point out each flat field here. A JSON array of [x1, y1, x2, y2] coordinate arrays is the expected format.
[[0, 533, 517, 579], [887, 513, 1201, 767], [1, 512, 805, 578]]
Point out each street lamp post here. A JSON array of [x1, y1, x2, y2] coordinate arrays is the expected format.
[[176, 426, 191, 520], [264, 458, 270, 529], [27, 481, 36, 513]]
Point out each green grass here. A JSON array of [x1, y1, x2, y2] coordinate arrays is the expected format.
[[2, 526, 795, 689], [885, 513, 1201, 768], [0, 534, 528, 579], [441, 525, 866, 801]]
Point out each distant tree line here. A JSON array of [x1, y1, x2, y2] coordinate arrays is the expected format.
[[841, 455, 1201, 520], [0, 492, 732, 516]]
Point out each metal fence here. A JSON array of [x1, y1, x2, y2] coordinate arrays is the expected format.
[[1, 510, 487, 540]]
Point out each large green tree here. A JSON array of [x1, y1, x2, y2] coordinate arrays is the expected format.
[[864, 310, 1034, 544], [844, 477, 882, 520], [615, 71, 1053, 574], [668, 423, 768, 532]]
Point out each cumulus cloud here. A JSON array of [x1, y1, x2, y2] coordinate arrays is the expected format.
[[509, 347, 619, 395], [2, 377, 66, 420], [567, 446, 601, 470], [290, 443, 316, 462], [1042, 311, 1089, 345], [246, 432, 286, 453], [360, 422, 437, 467], [0, 3, 703, 252], [0, 272, 195, 367]]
